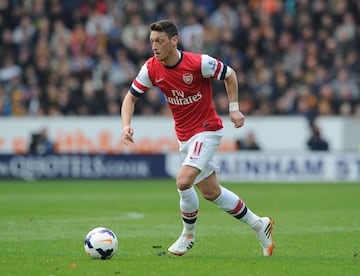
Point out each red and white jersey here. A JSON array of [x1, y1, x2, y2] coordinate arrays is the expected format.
[[130, 51, 228, 141]]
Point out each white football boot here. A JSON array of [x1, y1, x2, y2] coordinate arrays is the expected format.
[[168, 231, 195, 256], [255, 217, 275, 256]]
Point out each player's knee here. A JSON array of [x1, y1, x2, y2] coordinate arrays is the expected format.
[[176, 175, 193, 191], [201, 190, 219, 201]]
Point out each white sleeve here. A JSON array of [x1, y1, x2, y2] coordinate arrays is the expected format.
[[201, 54, 229, 80], [225, 66, 234, 79], [135, 64, 153, 88], [130, 64, 153, 97]]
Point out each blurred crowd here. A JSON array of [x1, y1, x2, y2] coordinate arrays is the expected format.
[[0, 0, 359, 122]]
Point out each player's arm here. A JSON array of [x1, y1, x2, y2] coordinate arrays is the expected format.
[[224, 67, 245, 128], [121, 92, 138, 145], [201, 54, 245, 128], [121, 63, 152, 145]]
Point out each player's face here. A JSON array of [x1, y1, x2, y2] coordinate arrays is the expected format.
[[150, 31, 177, 62]]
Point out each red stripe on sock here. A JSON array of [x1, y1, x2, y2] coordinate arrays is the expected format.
[[227, 199, 244, 215], [181, 210, 198, 218]]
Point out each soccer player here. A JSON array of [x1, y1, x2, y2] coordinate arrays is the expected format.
[[121, 19, 274, 256]]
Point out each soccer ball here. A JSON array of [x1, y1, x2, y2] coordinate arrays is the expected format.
[[84, 227, 118, 259]]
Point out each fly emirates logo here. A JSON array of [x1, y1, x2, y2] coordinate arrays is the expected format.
[[165, 90, 202, 106]]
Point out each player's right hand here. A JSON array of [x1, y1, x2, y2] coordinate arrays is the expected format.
[[230, 110, 245, 128], [122, 126, 134, 145]]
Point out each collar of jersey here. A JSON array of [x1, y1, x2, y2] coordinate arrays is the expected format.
[[164, 50, 183, 69]]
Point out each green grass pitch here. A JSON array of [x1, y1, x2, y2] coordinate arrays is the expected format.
[[0, 179, 359, 275]]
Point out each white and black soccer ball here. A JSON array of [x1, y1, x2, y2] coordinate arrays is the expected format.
[[84, 227, 118, 260]]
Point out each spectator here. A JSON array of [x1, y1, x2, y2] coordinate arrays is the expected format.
[[201, 18, 220, 56], [70, 22, 95, 57], [0, 28, 17, 60], [109, 49, 137, 87], [121, 13, 148, 51], [50, 20, 71, 54], [85, 6, 113, 37], [180, 14, 203, 53], [209, 2, 239, 31], [12, 15, 36, 48], [236, 131, 261, 151], [28, 127, 55, 155], [331, 68, 359, 102], [307, 124, 329, 151], [0, 56, 22, 83]]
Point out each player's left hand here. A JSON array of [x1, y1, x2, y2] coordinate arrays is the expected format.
[[122, 126, 134, 145], [229, 110, 245, 128]]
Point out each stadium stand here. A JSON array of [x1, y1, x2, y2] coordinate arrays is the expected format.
[[0, 0, 359, 121]]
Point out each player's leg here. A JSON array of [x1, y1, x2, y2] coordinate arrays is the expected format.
[[168, 165, 199, 256], [196, 172, 275, 256], [197, 172, 261, 226], [168, 131, 221, 256], [176, 164, 201, 232]]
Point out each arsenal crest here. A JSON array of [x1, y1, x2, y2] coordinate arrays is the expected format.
[[183, 73, 193, 84]]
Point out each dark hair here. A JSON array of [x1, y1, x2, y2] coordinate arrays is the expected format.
[[150, 19, 178, 38]]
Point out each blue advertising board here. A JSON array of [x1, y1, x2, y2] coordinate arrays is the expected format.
[[1, 153, 359, 182], [0, 154, 169, 179]]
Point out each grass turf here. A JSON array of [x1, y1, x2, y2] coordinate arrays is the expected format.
[[0, 179, 359, 275]]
